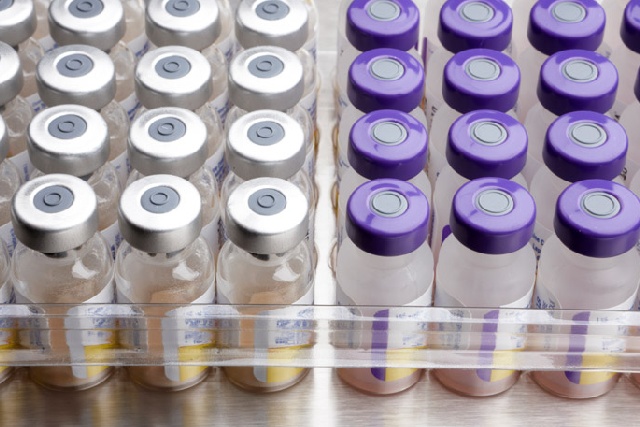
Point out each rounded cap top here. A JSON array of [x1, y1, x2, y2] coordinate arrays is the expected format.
[[0, 42, 24, 106], [236, 0, 309, 52], [348, 109, 427, 181], [346, 179, 429, 256], [622, 0, 640, 53], [438, 0, 512, 52], [447, 109, 527, 180], [37, 44, 116, 110], [49, 0, 125, 52], [347, 48, 425, 113], [226, 109, 305, 180], [118, 174, 202, 254], [135, 46, 212, 110], [128, 107, 208, 179], [0, 116, 9, 163], [346, 0, 419, 52], [443, 49, 520, 113], [145, 0, 221, 51], [451, 177, 535, 254], [229, 46, 304, 112], [555, 180, 640, 257], [0, 0, 36, 47], [528, 0, 605, 55], [544, 111, 627, 182], [537, 50, 617, 116], [225, 177, 308, 254], [11, 174, 98, 253], [28, 105, 110, 177]]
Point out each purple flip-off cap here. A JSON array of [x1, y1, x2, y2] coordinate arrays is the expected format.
[[348, 109, 427, 181], [544, 111, 627, 182], [450, 177, 535, 254], [554, 180, 640, 257], [537, 50, 618, 116], [446, 110, 527, 180], [347, 48, 424, 113], [635, 68, 640, 103], [346, 179, 429, 256], [438, 0, 512, 52], [528, 0, 605, 56], [443, 49, 520, 113], [622, 0, 640, 54], [346, 0, 420, 52]]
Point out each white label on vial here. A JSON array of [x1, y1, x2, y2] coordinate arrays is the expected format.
[[162, 284, 216, 383], [530, 223, 552, 261], [205, 145, 227, 187], [0, 223, 18, 258], [119, 92, 142, 123], [209, 90, 230, 124], [218, 35, 236, 62], [8, 150, 34, 182], [111, 151, 131, 190], [200, 215, 220, 260], [300, 87, 318, 123], [128, 33, 150, 60], [427, 147, 446, 185], [38, 35, 58, 53], [101, 222, 124, 260], [25, 93, 47, 113]]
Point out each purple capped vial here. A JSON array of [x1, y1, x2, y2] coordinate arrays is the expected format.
[[336, 178, 433, 395], [611, 0, 640, 118], [533, 180, 640, 399], [530, 111, 627, 258], [434, 177, 536, 397]]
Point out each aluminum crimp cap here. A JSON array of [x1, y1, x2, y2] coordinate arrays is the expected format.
[[11, 174, 98, 254], [28, 104, 110, 177], [0, 42, 24, 107], [37, 44, 116, 110], [135, 45, 213, 110], [226, 109, 306, 180], [145, 0, 221, 51], [128, 107, 208, 179], [0, 0, 36, 47], [118, 174, 202, 254], [225, 177, 309, 254], [0, 116, 9, 163], [48, 0, 125, 52], [236, 0, 310, 52], [229, 46, 304, 112]]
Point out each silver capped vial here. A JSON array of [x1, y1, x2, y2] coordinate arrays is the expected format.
[[28, 104, 120, 230], [0, 116, 21, 226], [0, 0, 37, 48], [0, 41, 32, 156]]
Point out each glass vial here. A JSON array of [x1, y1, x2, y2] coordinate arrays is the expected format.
[[0, 117, 21, 226], [127, 107, 221, 257], [532, 180, 640, 399], [427, 49, 520, 185], [11, 174, 115, 390], [432, 110, 528, 262], [217, 177, 313, 393], [27, 104, 121, 231], [434, 177, 537, 397], [115, 174, 215, 391], [336, 179, 433, 395], [611, 1, 640, 119], [0, 42, 33, 156], [619, 70, 640, 183]]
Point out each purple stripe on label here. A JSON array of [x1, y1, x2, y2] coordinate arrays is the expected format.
[[477, 310, 500, 382], [565, 311, 590, 384], [371, 309, 390, 381]]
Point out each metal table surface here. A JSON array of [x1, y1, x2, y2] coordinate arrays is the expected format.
[[1, 1, 637, 425]]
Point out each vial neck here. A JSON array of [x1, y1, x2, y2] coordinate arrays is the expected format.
[[559, 240, 621, 269]]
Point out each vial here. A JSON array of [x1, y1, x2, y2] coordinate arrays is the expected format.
[[336, 0, 420, 118], [236, 0, 318, 123], [427, 49, 520, 185], [431, 110, 528, 262], [135, 46, 225, 184], [47, 0, 139, 119], [0, 240, 12, 384], [336, 179, 433, 395], [0, 42, 33, 157], [0, 0, 44, 112], [127, 107, 221, 257], [422, 0, 447, 65], [36, 44, 130, 179], [11, 174, 115, 390], [0, 117, 20, 227], [338, 48, 426, 157], [217, 177, 313, 393], [227, 46, 315, 172], [116, 174, 215, 391], [612, 1, 640, 120], [532, 180, 640, 399], [425, 0, 513, 128], [223, 110, 315, 251], [337, 110, 431, 245], [434, 177, 536, 397], [27, 105, 120, 232], [145, 0, 230, 122], [530, 111, 627, 258], [516, 0, 606, 121], [523, 50, 618, 183]]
